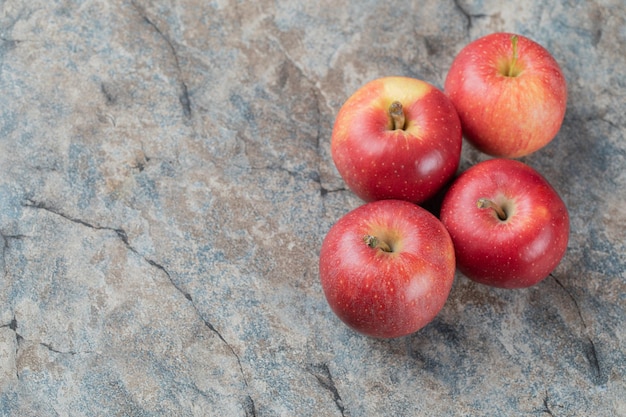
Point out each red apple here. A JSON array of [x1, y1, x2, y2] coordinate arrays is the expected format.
[[440, 159, 569, 289], [319, 199, 456, 338], [331, 76, 462, 204], [444, 33, 567, 158]]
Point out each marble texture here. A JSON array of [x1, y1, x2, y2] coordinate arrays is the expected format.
[[0, 0, 625, 415]]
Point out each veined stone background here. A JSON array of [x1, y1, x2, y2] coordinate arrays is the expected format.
[[0, 0, 624, 415]]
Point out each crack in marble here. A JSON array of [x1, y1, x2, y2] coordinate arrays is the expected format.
[[237, 162, 321, 188], [23, 198, 129, 245], [3, 218, 94, 359], [99, 82, 119, 109], [583, 113, 622, 131], [129, 0, 192, 119], [2, 316, 22, 380], [552, 274, 604, 385], [144, 257, 192, 301], [267, 33, 334, 117], [542, 391, 556, 416], [307, 363, 346, 417], [140, 258, 257, 404], [319, 186, 348, 197], [243, 394, 257, 417], [265, 35, 337, 203], [1, 232, 7, 278], [452, 0, 487, 31], [21, 198, 256, 409], [39, 342, 92, 356], [0, 37, 20, 50], [0, 318, 17, 335]]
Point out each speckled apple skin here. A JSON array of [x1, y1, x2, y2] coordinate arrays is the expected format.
[[440, 159, 570, 288], [319, 200, 456, 338], [331, 76, 462, 204], [444, 32, 567, 158]]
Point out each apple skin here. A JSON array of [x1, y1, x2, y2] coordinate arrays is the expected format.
[[439, 159, 569, 289], [444, 33, 567, 158], [319, 199, 456, 338], [331, 76, 462, 204]]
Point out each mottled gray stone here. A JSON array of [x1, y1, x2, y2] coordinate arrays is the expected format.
[[1, 0, 625, 416]]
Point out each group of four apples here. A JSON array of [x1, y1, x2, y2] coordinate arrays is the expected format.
[[319, 33, 570, 338]]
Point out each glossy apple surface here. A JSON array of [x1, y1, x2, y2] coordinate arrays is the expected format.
[[440, 159, 569, 288], [331, 76, 462, 204], [444, 33, 567, 158], [319, 199, 456, 338]]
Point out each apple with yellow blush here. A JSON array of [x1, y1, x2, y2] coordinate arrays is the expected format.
[[331, 76, 462, 204], [444, 33, 568, 158]]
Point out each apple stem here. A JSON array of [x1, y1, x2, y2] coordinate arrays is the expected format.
[[363, 235, 392, 252], [477, 198, 508, 221], [388, 101, 406, 130], [508, 35, 519, 77]]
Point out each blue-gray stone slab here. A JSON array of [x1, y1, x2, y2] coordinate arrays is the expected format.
[[0, 0, 624, 415]]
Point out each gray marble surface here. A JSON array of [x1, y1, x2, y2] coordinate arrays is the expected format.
[[1, 0, 625, 416]]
